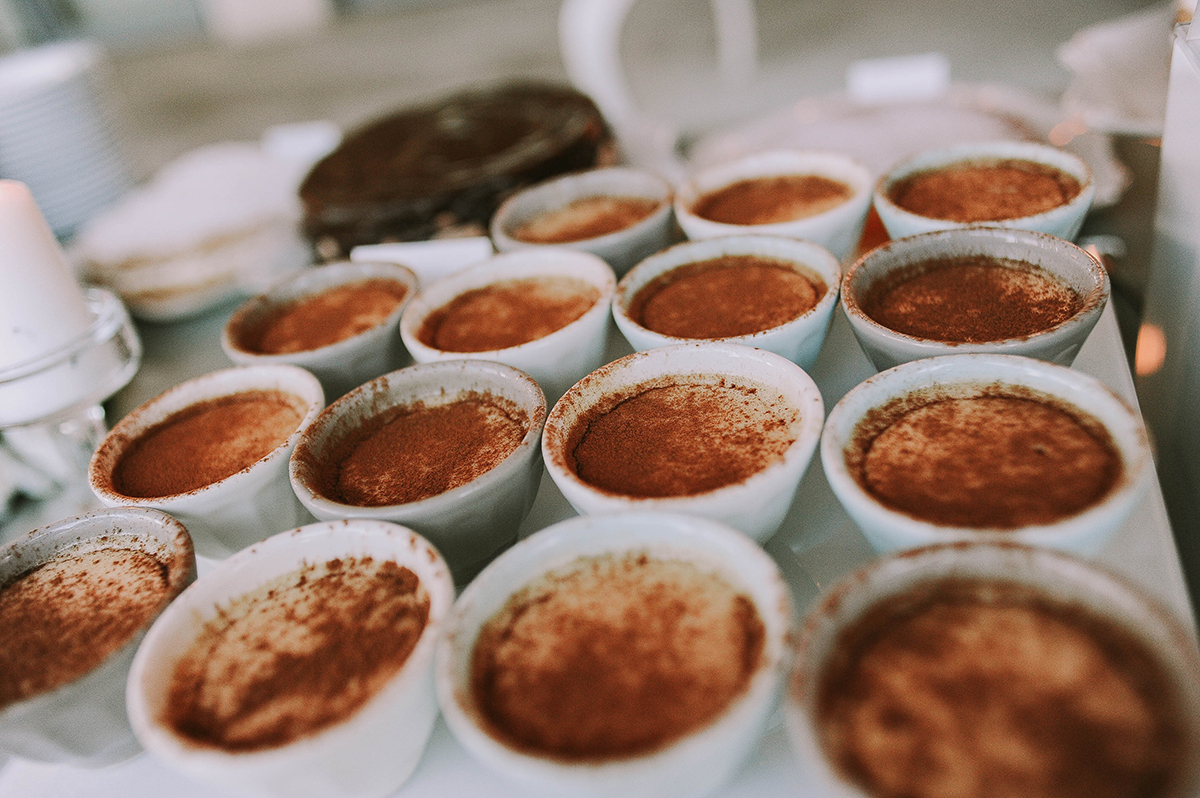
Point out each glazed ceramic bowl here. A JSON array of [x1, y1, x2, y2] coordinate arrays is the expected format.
[[436, 511, 792, 798], [490, 166, 675, 275], [674, 149, 874, 262], [841, 227, 1109, 371], [873, 140, 1095, 241], [612, 235, 841, 370], [820, 354, 1151, 556]]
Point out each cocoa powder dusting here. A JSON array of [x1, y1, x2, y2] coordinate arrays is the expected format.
[[112, 391, 304, 498], [312, 392, 529, 506], [854, 393, 1122, 528], [511, 195, 662, 243], [816, 578, 1188, 798], [630, 254, 826, 339], [693, 174, 852, 225], [0, 547, 170, 708], [470, 552, 764, 760], [237, 279, 409, 355], [860, 255, 1083, 343], [418, 276, 600, 352], [569, 378, 799, 497], [889, 158, 1082, 223], [165, 557, 430, 752]]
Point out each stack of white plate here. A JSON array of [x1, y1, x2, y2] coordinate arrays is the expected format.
[[0, 40, 131, 237]]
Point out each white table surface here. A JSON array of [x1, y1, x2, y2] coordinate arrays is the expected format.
[[0, 300, 1192, 798]]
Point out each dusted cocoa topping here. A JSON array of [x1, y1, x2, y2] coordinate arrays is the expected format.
[[692, 174, 853, 225], [629, 255, 826, 339], [568, 377, 799, 497], [0, 546, 170, 708], [511, 196, 662, 243], [888, 158, 1082, 223], [471, 552, 764, 760], [309, 392, 529, 507], [235, 279, 409, 355], [850, 390, 1122, 528], [165, 557, 430, 751], [860, 255, 1082, 343], [418, 276, 600, 353], [816, 578, 1188, 798], [111, 391, 305, 499]]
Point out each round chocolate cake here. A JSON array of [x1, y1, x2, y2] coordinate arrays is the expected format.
[[300, 82, 611, 258]]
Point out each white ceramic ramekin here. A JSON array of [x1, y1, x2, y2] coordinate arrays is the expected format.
[[399, 249, 616, 403], [436, 511, 793, 798], [490, 166, 675, 275], [127, 519, 454, 798], [88, 365, 324, 559], [542, 342, 824, 543], [841, 227, 1109, 371], [222, 261, 419, 401], [820, 354, 1151, 556], [873, 140, 1095, 241], [0, 507, 194, 766], [289, 359, 547, 584], [612, 235, 841, 370], [787, 542, 1200, 798], [674, 149, 874, 262]]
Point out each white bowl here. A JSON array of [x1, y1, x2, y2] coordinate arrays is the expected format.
[[435, 511, 792, 798], [542, 342, 824, 543], [490, 166, 675, 275], [873, 140, 1095, 241], [841, 227, 1109, 371], [222, 261, 418, 401], [674, 149, 874, 262], [787, 542, 1200, 798], [89, 365, 324, 559], [289, 359, 547, 584], [126, 519, 454, 798], [613, 235, 841, 370], [399, 249, 616, 403], [0, 507, 194, 766], [820, 354, 1151, 556]]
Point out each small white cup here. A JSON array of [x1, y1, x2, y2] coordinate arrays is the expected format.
[[674, 149, 874, 262], [436, 511, 793, 798], [612, 235, 841, 370], [0, 507, 194, 766], [873, 140, 1096, 241], [126, 519, 455, 798], [542, 342, 824, 543], [289, 360, 547, 584], [89, 365, 324, 559], [399, 249, 616, 403], [820, 354, 1151, 556], [222, 261, 419, 400], [787, 542, 1200, 798], [841, 226, 1109, 371], [490, 166, 675, 275]]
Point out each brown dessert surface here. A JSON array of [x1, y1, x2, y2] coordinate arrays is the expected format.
[[511, 195, 661, 243], [854, 393, 1122, 528], [471, 551, 764, 760], [418, 276, 600, 352], [0, 546, 170, 708], [237, 279, 409, 355], [111, 391, 304, 498], [888, 158, 1082, 223], [311, 392, 529, 507], [629, 255, 826, 339], [569, 378, 798, 498], [816, 578, 1187, 798], [692, 174, 853, 225], [165, 556, 430, 752], [860, 255, 1082, 343]]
